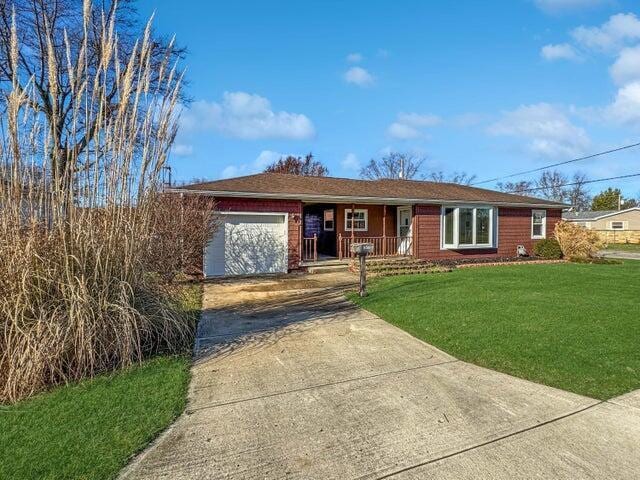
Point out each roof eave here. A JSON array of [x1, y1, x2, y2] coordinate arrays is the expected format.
[[167, 187, 568, 209], [565, 207, 640, 221]]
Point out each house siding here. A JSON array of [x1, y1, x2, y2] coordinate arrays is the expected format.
[[414, 205, 562, 260], [214, 197, 303, 270], [586, 210, 640, 230], [210, 197, 563, 270], [335, 204, 397, 239]]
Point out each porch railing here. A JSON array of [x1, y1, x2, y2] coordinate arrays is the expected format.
[[338, 234, 413, 260], [302, 235, 318, 262]]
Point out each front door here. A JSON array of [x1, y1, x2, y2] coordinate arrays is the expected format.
[[397, 206, 412, 255], [303, 204, 337, 257]]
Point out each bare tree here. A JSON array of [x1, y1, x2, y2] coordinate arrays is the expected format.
[[360, 152, 424, 180], [496, 180, 534, 195], [429, 171, 477, 185], [535, 170, 567, 202], [264, 153, 328, 176], [0, 0, 186, 196], [565, 173, 591, 211], [497, 170, 591, 207]]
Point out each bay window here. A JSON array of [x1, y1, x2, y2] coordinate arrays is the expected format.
[[442, 206, 496, 248], [531, 209, 546, 239]]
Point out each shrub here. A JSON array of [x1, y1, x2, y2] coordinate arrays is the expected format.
[[554, 221, 604, 259], [533, 238, 563, 259], [0, 5, 213, 403]]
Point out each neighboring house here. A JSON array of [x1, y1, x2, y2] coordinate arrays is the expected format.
[[173, 173, 566, 277], [563, 208, 640, 244]]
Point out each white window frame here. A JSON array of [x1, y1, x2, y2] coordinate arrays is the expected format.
[[323, 209, 334, 231], [440, 205, 496, 249], [531, 209, 546, 239], [609, 221, 626, 230], [345, 208, 368, 232]]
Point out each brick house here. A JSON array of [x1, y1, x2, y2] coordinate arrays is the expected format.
[[174, 173, 566, 277]]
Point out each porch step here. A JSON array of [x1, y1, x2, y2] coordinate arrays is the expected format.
[[306, 263, 350, 274]]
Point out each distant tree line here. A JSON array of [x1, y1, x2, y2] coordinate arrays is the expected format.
[[259, 151, 638, 212]]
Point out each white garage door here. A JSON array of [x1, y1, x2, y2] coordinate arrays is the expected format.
[[204, 213, 288, 277]]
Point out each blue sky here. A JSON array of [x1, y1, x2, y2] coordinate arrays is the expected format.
[[141, 0, 640, 197]]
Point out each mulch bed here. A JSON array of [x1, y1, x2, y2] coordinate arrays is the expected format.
[[432, 256, 566, 269]]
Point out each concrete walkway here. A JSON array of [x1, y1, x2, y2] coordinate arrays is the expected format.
[[121, 272, 640, 479], [600, 249, 640, 260]]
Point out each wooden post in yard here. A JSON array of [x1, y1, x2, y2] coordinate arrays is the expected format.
[[382, 204, 387, 257], [359, 253, 367, 297]]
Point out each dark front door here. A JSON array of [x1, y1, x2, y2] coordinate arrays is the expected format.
[[303, 204, 337, 257]]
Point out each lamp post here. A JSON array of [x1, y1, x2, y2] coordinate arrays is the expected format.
[[350, 242, 374, 297]]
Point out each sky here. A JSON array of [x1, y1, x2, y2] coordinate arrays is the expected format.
[[140, 0, 640, 198]]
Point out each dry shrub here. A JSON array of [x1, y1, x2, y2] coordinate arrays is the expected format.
[[0, 3, 212, 403], [553, 220, 604, 259], [149, 194, 219, 281]]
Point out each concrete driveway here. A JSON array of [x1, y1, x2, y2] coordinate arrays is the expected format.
[[122, 272, 640, 479]]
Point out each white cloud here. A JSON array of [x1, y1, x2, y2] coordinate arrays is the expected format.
[[541, 43, 581, 61], [220, 150, 291, 179], [397, 112, 442, 127], [387, 122, 422, 140], [534, 0, 608, 14], [346, 52, 363, 63], [341, 153, 360, 172], [606, 81, 640, 126], [610, 46, 640, 86], [171, 143, 193, 157], [344, 67, 374, 87], [386, 112, 441, 140], [180, 92, 315, 140], [488, 103, 591, 158], [571, 13, 640, 52]]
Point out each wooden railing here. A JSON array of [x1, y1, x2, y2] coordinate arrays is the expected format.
[[339, 234, 413, 260], [302, 235, 318, 262]]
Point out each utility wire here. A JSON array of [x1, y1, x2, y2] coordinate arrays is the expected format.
[[473, 141, 640, 186], [509, 172, 640, 194]]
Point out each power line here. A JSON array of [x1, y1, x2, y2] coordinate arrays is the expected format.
[[472, 141, 640, 186], [508, 172, 640, 194]]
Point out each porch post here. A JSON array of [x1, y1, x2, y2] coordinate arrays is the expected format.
[[338, 233, 342, 260], [313, 233, 318, 262], [382, 205, 387, 257], [299, 223, 303, 262], [351, 203, 355, 258]]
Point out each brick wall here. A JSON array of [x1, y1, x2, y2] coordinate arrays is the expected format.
[[215, 197, 303, 270], [414, 205, 562, 260]]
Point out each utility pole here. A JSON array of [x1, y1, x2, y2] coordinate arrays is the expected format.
[[618, 193, 622, 211]]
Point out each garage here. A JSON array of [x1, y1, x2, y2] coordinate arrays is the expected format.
[[204, 212, 288, 277]]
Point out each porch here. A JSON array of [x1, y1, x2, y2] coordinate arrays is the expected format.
[[300, 203, 414, 262]]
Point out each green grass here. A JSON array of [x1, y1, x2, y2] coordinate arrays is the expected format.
[[0, 284, 202, 480], [350, 262, 640, 400], [605, 243, 640, 252]]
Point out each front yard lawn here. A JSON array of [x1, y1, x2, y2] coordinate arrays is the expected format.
[[0, 284, 201, 480], [605, 243, 640, 252], [350, 262, 640, 400], [0, 356, 190, 480]]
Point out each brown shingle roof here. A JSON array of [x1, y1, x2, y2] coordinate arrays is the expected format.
[[176, 173, 567, 207]]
